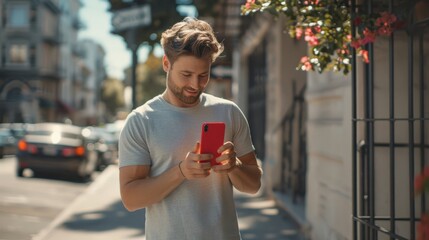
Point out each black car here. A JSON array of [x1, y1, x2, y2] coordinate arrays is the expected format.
[[16, 123, 98, 179], [0, 123, 28, 158], [82, 126, 118, 171], [0, 128, 16, 158]]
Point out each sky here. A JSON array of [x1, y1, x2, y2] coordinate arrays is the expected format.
[[78, 0, 151, 80]]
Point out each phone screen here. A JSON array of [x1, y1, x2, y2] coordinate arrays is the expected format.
[[199, 122, 225, 166]]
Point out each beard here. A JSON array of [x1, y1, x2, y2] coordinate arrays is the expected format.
[[167, 72, 203, 105]]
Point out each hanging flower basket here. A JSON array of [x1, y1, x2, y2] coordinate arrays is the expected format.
[[241, 0, 411, 74]]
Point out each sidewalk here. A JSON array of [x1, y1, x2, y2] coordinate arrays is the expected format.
[[33, 165, 304, 240]]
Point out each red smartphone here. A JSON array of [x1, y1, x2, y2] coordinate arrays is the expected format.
[[199, 122, 225, 166]]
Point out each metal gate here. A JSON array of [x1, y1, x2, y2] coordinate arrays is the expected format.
[[247, 40, 267, 160], [352, 1, 429, 239]]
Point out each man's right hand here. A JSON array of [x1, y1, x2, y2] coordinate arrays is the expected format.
[[180, 142, 212, 179]]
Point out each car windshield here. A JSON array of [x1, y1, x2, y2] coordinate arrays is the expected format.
[[27, 131, 80, 139]]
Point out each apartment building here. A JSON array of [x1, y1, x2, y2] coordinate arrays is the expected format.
[[0, 0, 105, 125]]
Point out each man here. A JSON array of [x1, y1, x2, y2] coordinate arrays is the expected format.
[[119, 17, 262, 240]]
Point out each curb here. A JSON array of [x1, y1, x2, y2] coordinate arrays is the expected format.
[[273, 191, 312, 239]]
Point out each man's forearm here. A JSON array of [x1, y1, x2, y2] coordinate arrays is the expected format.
[[228, 159, 262, 194], [120, 165, 185, 211]]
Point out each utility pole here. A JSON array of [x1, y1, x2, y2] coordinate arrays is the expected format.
[[107, 0, 183, 109], [126, 29, 139, 110], [110, 2, 151, 110]]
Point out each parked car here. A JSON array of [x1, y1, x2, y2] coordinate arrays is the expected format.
[[0, 128, 16, 158], [16, 123, 98, 180], [82, 126, 118, 171], [0, 123, 29, 158]]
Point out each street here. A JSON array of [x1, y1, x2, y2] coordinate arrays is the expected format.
[[0, 155, 94, 240], [0, 154, 304, 240], [32, 165, 304, 240]]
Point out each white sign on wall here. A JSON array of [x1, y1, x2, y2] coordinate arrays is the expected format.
[[112, 5, 151, 32]]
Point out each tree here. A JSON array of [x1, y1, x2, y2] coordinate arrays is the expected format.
[[101, 77, 125, 120], [124, 52, 165, 105]]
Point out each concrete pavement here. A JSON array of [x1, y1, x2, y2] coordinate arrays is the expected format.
[[33, 165, 304, 240]]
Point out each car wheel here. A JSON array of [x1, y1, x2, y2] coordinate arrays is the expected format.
[[16, 167, 24, 177]]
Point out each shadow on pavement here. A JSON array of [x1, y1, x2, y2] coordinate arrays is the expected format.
[[235, 193, 304, 240], [62, 200, 145, 238]]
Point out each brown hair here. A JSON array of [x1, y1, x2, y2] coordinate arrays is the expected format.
[[160, 17, 224, 64]]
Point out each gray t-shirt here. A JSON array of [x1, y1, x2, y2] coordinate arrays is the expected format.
[[119, 93, 255, 240]]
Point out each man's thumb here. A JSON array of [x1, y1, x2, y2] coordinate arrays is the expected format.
[[194, 142, 200, 153]]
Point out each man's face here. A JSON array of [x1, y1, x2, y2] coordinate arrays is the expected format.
[[163, 55, 211, 107]]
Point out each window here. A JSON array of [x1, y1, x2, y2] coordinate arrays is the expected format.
[[8, 3, 29, 28], [8, 44, 28, 65]]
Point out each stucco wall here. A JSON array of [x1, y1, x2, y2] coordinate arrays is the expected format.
[[305, 70, 352, 240]]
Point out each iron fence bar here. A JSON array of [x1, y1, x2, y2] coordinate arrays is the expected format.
[[359, 141, 369, 239], [359, 216, 421, 221], [295, 83, 306, 201], [367, 0, 376, 236], [353, 217, 409, 240], [372, 143, 429, 148], [351, 0, 358, 237], [388, 1, 396, 238], [350, 0, 358, 236], [407, 17, 416, 239], [353, 117, 429, 122], [287, 81, 296, 193], [418, 30, 426, 214]]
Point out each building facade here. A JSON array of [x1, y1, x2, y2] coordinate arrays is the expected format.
[[0, 0, 106, 125], [219, 1, 429, 239], [75, 39, 106, 125]]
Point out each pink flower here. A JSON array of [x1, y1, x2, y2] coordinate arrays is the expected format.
[[245, 0, 255, 9], [300, 56, 309, 63], [347, 34, 352, 41], [359, 49, 369, 63], [295, 27, 303, 39], [305, 28, 319, 46], [300, 56, 313, 71]]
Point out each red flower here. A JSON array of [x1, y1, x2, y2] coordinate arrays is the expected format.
[[415, 166, 429, 194], [417, 213, 429, 240], [354, 16, 362, 26], [361, 28, 377, 45], [351, 39, 361, 49], [424, 166, 429, 178], [415, 174, 425, 194]]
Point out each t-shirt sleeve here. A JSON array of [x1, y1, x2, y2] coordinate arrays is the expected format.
[[231, 104, 255, 158], [118, 111, 151, 168]]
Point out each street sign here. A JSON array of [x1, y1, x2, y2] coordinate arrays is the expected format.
[[211, 65, 232, 78], [112, 5, 151, 32]]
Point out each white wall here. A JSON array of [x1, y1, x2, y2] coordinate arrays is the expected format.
[[305, 70, 352, 239]]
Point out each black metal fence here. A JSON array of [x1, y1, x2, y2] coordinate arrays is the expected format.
[[352, 1, 429, 239], [247, 40, 267, 160]]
